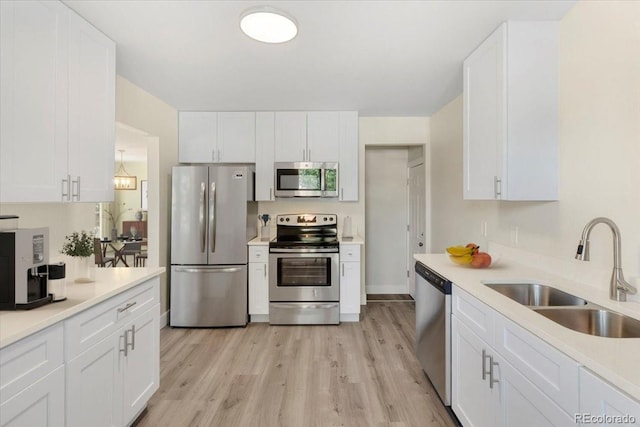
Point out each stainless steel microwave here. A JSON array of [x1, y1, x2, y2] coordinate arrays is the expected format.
[[274, 162, 338, 198]]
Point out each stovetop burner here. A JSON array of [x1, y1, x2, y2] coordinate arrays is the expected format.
[[269, 213, 338, 251]]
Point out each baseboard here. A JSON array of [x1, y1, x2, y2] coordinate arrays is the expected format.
[[366, 285, 409, 294], [160, 310, 169, 329]]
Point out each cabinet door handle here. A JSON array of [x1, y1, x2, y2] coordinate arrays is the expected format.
[[218, 149, 221, 162], [341, 263, 345, 276], [270, 187, 273, 200], [494, 176, 502, 199], [72, 176, 80, 201], [302, 149, 306, 161], [117, 301, 137, 313], [121, 330, 129, 357], [341, 188, 344, 200], [482, 349, 490, 381], [307, 148, 311, 161], [489, 356, 499, 389], [263, 264, 267, 277], [61, 175, 71, 201], [129, 325, 136, 351]]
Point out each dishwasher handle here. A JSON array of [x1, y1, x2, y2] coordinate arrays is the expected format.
[[415, 262, 451, 295]]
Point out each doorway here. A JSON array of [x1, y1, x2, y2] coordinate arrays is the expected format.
[[408, 160, 426, 297]]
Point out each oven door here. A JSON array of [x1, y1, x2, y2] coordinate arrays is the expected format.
[[269, 251, 339, 302]]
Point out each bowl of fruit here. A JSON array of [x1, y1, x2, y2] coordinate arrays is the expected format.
[[446, 243, 495, 268]]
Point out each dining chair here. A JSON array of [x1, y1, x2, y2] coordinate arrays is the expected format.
[[94, 238, 115, 267], [135, 251, 148, 267], [122, 242, 142, 266]]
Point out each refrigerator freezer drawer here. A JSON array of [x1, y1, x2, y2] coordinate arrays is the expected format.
[[170, 265, 248, 327]]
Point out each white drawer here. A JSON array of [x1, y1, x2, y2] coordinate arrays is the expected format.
[[452, 285, 494, 346], [249, 246, 269, 262], [340, 244, 360, 262], [493, 312, 580, 415], [65, 278, 159, 360], [0, 323, 64, 404]]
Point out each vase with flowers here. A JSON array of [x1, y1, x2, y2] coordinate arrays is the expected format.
[[61, 230, 95, 283], [104, 202, 132, 240]]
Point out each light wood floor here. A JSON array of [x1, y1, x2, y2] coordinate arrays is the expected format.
[[134, 302, 456, 427]]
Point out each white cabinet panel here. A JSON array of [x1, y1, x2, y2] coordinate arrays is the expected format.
[[178, 112, 217, 163], [274, 112, 307, 162], [339, 243, 361, 320], [0, 0, 68, 202], [255, 112, 275, 201], [67, 10, 115, 202], [463, 21, 558, 201], [66, 332, 123, 427], [217, 112, 255, 163], [0, 0, 115, 203], [580, 369, 640, 426], [123, 305, 160, 424], [338, 111, 359, 201], [248, 262, 269, 319], [0, 366, 65, 427], [307, 112, 340, 162]]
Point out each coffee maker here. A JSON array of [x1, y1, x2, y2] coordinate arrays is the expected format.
[[0, 227, 52, 310]]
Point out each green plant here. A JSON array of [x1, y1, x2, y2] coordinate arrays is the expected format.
[[61, 230, 94, 258], [104, 202, 132, 228]]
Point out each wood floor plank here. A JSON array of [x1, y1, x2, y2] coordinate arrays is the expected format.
[[135, 302, 455, 427]]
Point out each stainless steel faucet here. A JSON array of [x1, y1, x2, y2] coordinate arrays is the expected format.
[[575, 217, 637, 301]]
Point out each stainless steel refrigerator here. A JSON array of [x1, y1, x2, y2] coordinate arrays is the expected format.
[[170, 165, 257, 327]]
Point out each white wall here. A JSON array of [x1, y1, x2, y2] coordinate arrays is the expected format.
[[430, 0, 640, 301], [116, 76, 178, 313], [365, 147, 409, 294]]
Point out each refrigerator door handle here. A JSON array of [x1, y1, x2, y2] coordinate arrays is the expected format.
[[210, 181, 216, 253], [174, 267, 242, 274], [200, 182, 206, 253]]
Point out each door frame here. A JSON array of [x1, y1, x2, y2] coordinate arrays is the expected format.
[[407, 157, 427, 297]]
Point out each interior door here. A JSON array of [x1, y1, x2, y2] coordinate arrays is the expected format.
[[408, 162, 426, 298]]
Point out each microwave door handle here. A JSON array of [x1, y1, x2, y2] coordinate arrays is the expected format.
[[210, 181, 216, 253], [200, 182, 206, 253], [320, 167, 325, 194]]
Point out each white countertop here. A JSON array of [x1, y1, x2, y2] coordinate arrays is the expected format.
[[414, 253, 640, 402], [0, 267, 165, 349]]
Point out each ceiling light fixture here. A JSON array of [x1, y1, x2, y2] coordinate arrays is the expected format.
[[240, 7, 298, 44], [114, 149, 137, 190]]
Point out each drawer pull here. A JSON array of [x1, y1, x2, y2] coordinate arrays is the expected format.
[[118, 301, 137, 313]]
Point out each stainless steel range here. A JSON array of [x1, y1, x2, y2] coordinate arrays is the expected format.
[[269, 214, 340, 325]]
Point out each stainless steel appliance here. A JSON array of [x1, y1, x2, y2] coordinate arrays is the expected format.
[[415, 261, 452, 406], [170, 165, 257, 327], [269, 214, 340, 324], [0, 227, 51, 310], [274, 162, 338, 198]]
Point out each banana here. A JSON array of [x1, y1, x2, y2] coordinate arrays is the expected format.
[[449, 254, 473, 265], [446, 245, 473, 257]]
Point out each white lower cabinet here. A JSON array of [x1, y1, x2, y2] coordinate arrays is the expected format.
[[579, 369, 640, 426], [339, 243, 361, 321], [67, 304, 159, 427], [0, 367, 65, 427], [452, 285, 577, 427], [248, 246, 269, 322]]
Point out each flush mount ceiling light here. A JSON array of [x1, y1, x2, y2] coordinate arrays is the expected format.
[[240, 7, 298, 43]]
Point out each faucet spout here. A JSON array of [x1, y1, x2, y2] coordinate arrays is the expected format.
[[576, 217, 637, 301]]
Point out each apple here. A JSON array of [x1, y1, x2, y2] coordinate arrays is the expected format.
[[471, 252, 492, 268]]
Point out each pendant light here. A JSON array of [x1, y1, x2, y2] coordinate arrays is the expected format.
[[240, 7, 298, 43], [114, 150, 137, 190]]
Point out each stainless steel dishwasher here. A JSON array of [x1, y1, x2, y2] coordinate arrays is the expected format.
[[415, 261, 452, 406]]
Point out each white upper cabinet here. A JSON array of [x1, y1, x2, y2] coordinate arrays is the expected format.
[[463, 21, 558, 201], [307, 112, 341, 162], [0, 0, 115, 203], [67, 10, 115, 202], [178, 112, 255, 163], [255, 112, 275, 201], [274, 112, 307, 162], [338, 111, 359, 201]]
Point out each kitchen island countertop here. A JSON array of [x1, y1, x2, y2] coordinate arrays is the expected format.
[[0, 267, 165, 349], [414, 253, 640, 402]]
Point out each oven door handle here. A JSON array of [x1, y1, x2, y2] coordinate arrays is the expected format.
[[269, 248, 339, 253]]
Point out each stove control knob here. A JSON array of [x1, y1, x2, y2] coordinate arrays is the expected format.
[[280, 218, 284, 222], [323, 217, 328, 222], [286, 217, 290, 222]]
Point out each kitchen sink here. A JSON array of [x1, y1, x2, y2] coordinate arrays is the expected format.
[[533, 308, 640, 338], [484, 283, 588, 307]]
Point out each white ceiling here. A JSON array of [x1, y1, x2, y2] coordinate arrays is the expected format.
[[65, 0, 575, 117]]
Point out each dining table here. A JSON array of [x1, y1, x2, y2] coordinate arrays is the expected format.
[[99, 238, 146, 267]]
